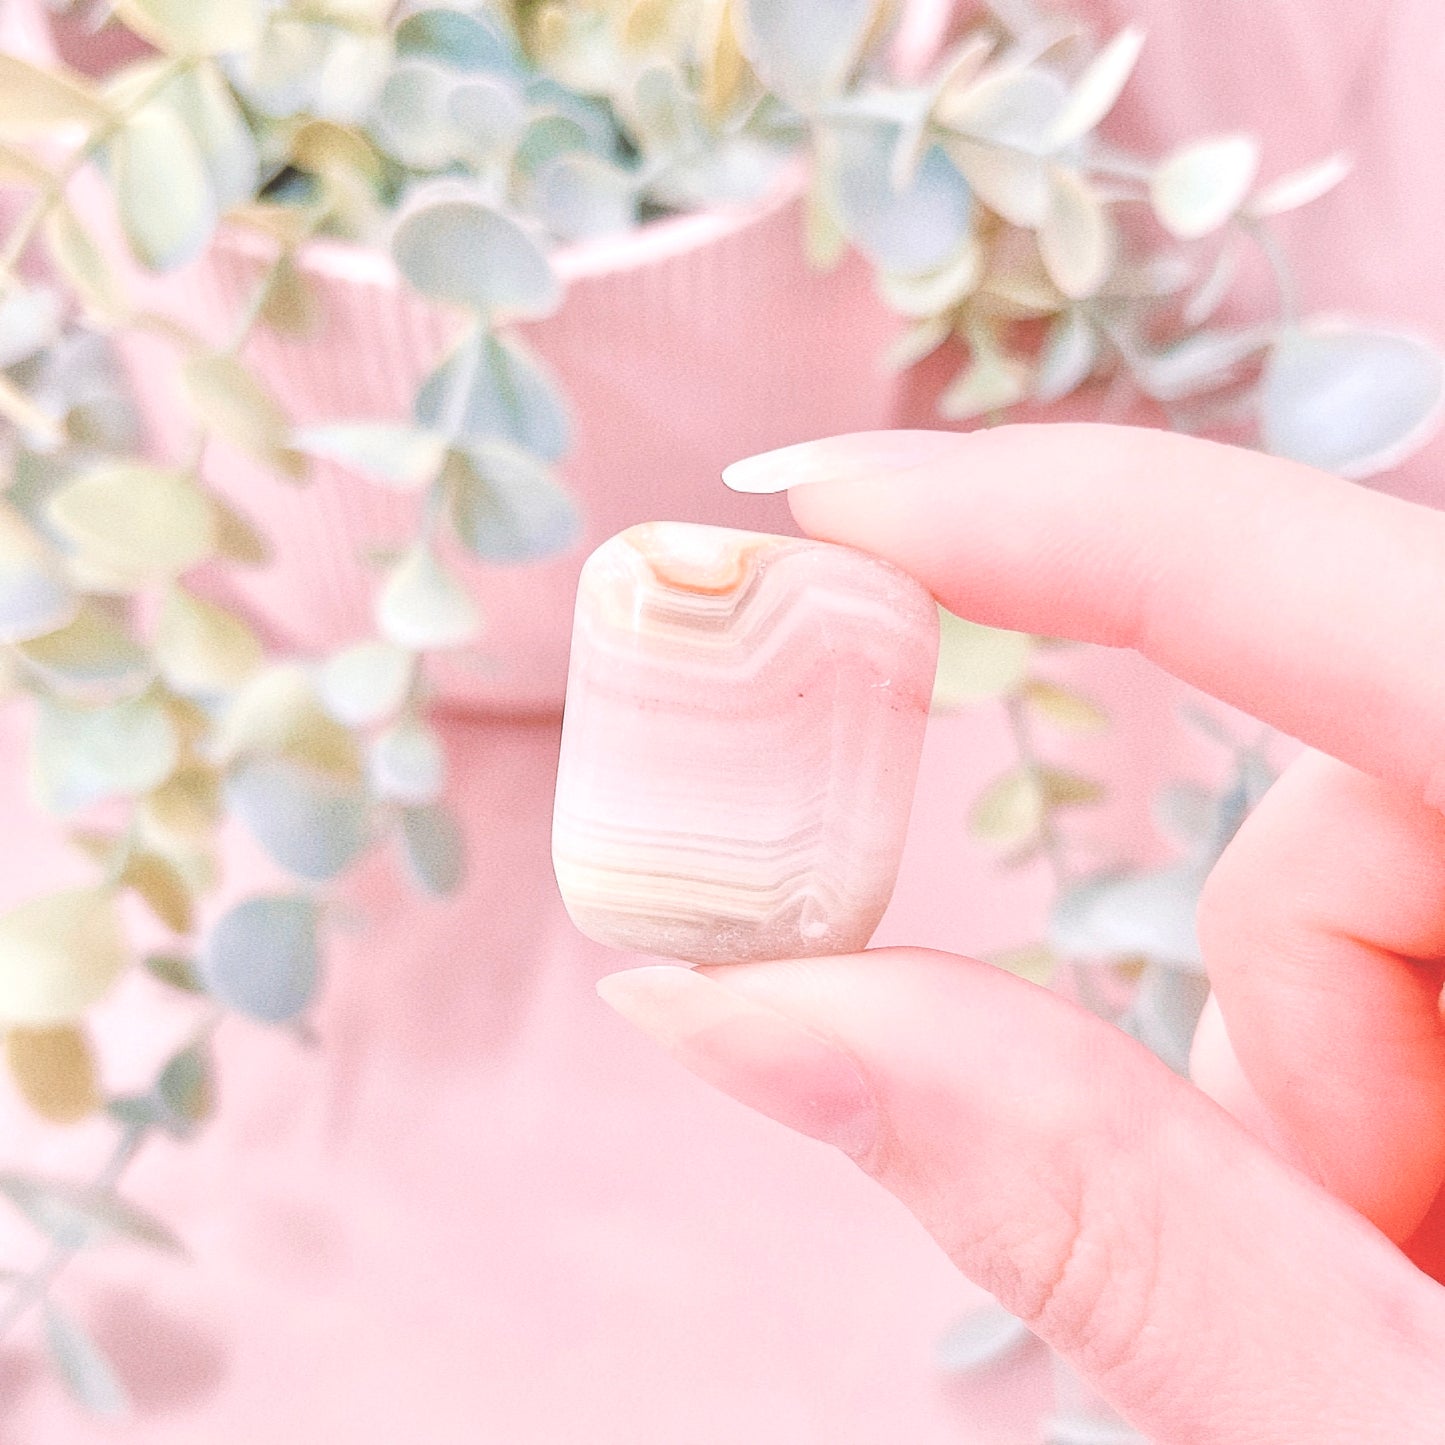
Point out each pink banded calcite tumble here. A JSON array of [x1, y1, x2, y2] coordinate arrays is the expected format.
[[551, 522, 940, 964]]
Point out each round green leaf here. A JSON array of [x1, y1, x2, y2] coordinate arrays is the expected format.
[[398, 802, 464, 896], [0, 889, 128, 1026], [6, 1023, 99, 1124], [48, 464, 217, 581], [114, 0, 262, 56], [201, 893, 319, 1023], [735, 0, 876, 110], [153, 586, 264, 695], [34, 693, 179, 813], [1150, 134, 1259, 240], [0, 503, 77, 644], [368, 718, 444, 804], [1259, 324, 1445, 479], [110, 99, 217, 271], [316, 640, 414, 727], [447, 442, 581, 563], [294, 422, 447, 490], [391, 193, 561, 319], [15, 599, 150, 698], [376, 542, 481, 651], [415, 331, 571, 461], [826, 121, 974, 276], [227, 757, 370, 882], [0, 56, 112, 138]]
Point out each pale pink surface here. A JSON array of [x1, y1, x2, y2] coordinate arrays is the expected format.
[[1, 5, 1444, 1442]]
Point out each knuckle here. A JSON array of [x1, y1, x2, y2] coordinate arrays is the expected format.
[[999, 1132, 1173, 1392]]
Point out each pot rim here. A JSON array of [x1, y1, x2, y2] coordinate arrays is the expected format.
[[219, 158, 810, 290]]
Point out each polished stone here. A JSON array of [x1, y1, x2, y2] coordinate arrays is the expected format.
[[552, 522, 939, 964]]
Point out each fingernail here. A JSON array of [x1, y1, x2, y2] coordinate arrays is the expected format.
[[595, 965, 877, 1159], [721, 430, 961, 494]]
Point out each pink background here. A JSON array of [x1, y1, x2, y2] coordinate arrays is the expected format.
[[1, 1, 1443, 1439]]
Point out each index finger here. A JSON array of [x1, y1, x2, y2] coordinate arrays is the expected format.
[[723, 424, 1445, 803]]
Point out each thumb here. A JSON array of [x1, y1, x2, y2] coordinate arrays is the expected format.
[[596, 950, 1445, 1444]]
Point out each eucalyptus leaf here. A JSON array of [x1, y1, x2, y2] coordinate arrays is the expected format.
[[311, 27, 393, 123], [0, 56, 112, 137], [143, 952, 202, 993], [1150, 134, 1259, 240], [201, 893, 319, 1024], [44, 1303, 129, 1419], [5, 1023, 99, 1124], [826, 120, 974, 277], [1033, 310, 1098, 403], [158, 61, 259, 212], [110, 99, 217, 271], [1259, 324, 1445, 479], [120, 852, 195, 934], [114, 0, 262, 56], [447, 442, 581, 563], [878, 240, 981, 318], [211, 662, 358, 772], [153, 586, 264, 696], [1119, 961, 1211, 1076], [1050, 864, 1209, 970], [1248, 153, 1351, 218], [376, 541, 482, 651], [935, 1298, 1034, 1372], [0, 286, 63, 370], [0, 888, 128, 1027], [293, 421, 447, 491], [1048, 27, 1144, 146], [970, 766, 1045, 851], [368, 718, 445, 804], [631, 64, 703, 157], [1039, 168, 1113, 300], [735, 0, 875, 110], [181, 353, 298, 475], [398, 802, 464, 896], [44, 206, 124, 320], [0, 1170, 179, 1251], [227, 756, 370, 882], [317, 640, 414, 727], [34, 693, 179, 813], [15, 599, 150, 698], [939, 65, 1068, 154], [415, 331, 571, 461], [47, 463, 217, 581], [395, 7, 521, 75], [156, 1041, 213, 1133], [945, 137, 1051, 228], [939, 325, 1029, 420], [533, 152, 639, 241], [932, 609, 1033, 709], [224, 16, 331, 118], [392, 192, 561, 319], [370, 58, 465, 170], [448, 75, 528, 164], [0, 503, 77, 644]]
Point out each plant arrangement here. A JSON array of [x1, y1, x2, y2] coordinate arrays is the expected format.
[[0, 0, 1439, 1429]]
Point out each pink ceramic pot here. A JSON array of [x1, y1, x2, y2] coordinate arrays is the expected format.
[[93, 174, 907, 715]]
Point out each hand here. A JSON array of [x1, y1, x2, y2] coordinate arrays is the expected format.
[[596, 425, 1445, 1444]]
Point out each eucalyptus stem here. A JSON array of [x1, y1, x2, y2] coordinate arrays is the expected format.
[[0, 56, 190, 283], [1237, 215, 1299, 329], [1002, 687, 1112, 1019], [0, 1119, 150, 1345]]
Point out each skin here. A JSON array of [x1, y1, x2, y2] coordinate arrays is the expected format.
[[599, 425, 1445, 1442]]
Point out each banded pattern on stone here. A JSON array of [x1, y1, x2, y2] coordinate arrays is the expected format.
[[552, 522, 939, 964]]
